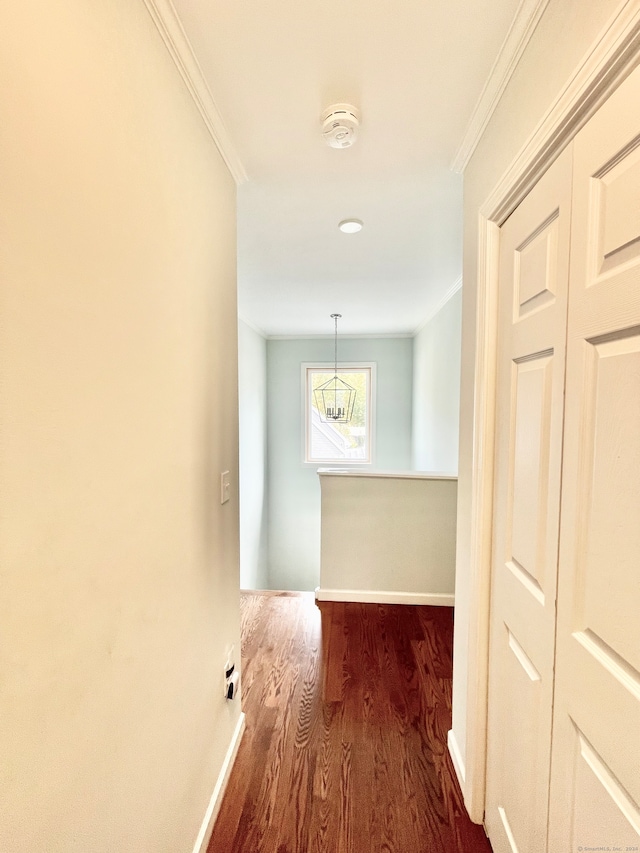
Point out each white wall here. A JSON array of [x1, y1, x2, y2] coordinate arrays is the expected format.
[[453, 0, 625, 790], [0, 3, 241, 851], [238, 320, 269, 589], [267, 336, 413, 591], [318, 472, 457, 602], [412, 287, 462, 473]]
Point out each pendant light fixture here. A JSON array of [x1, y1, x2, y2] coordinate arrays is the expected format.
[[313, 314, 356, 423]]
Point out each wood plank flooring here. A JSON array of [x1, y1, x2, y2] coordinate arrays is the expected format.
[[208, 592, 492, 853]]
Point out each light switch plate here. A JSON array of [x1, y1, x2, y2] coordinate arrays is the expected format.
[[220, 471, 230, 505]]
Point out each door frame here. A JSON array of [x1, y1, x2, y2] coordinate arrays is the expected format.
[[460, 0, 640, 823]]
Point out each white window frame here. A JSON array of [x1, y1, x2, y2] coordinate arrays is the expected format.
[[301, 362, 376, 467]]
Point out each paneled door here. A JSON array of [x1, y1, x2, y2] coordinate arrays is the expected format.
[[547, 65, 640, 850], [484, 146, 573, 853]]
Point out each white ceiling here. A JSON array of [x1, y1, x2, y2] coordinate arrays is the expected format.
[[170, 0, 524, 336]]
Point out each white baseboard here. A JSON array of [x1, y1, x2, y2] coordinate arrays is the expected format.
[[192, 711, 246, 853], [315, 588, 454, 606], [447, 728, 466, 792]]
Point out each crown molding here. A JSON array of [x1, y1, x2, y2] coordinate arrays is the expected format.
[[238, 314, 268, 338], [266, 331, 415, 341], [483, 0, 640, 224], [142, 0, 248, 185], [412, 275, 463, 336], [450, 0, 550, 174]]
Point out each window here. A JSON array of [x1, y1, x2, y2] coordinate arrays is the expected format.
[[303, 364, 374, 464]]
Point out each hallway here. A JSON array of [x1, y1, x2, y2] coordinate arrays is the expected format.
[[208, 593, 492, 852]]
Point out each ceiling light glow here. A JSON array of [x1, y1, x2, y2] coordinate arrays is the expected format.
[[338, 219, 363, 234]]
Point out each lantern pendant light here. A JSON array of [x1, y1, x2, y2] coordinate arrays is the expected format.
[[314, 314, 356, 423]]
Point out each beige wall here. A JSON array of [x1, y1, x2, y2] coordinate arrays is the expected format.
[[0, 3, 241, 851], [452, 0, 626, 781]]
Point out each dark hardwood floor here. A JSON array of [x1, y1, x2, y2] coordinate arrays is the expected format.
[[208, 592, 492, 853]]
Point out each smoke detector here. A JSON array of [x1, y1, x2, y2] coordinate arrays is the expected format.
[[322, 104, 360, 149]]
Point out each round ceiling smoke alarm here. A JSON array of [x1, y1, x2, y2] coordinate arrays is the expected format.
[[321, 104, 360, 149]]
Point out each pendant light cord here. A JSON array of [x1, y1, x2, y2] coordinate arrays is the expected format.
[[331, 313, 341, 377], [330, 313, 341, 419]]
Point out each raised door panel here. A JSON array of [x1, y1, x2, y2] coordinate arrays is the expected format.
[[509, 353, 554, 602], [548, 63, 640, 852], [485, 147, 572, 853]]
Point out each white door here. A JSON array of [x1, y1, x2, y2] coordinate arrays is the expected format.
[[547, 64, 640, 851], [485, 146, 573, 853]]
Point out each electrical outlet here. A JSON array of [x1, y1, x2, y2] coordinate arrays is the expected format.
[[220, 471, 230, 505], [224, 644, 235, 673], [224, 644, 238, 699], [225, 669, 239, 700]]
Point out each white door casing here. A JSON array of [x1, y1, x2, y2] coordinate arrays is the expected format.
[[485, 146, 573, 853], [547, 61, 640, 852]]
